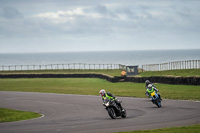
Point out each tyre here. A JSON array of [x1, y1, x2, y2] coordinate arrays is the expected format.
[[156, 101, 161, 108], [121, 109, 127, 118], [107, 108, 116, 119]]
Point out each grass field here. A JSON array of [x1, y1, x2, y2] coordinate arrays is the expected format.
[[139, 69, 200, 77], [0, 69, 122, 77], [117, 124, 200, 133], [0, 108, 41, 123], [0, 78, 200, 100], [0, 69, 200, 77]]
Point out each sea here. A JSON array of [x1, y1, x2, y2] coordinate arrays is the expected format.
[[0, 49, 200, 67]]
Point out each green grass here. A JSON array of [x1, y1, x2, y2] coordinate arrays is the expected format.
[[0, 69, 122, 77], [0, 108, 41, 122], [0, 78, 199, 100], [1, 69, 200, 77], [117, 124, 200, 133], [139, 69, 200, 77]]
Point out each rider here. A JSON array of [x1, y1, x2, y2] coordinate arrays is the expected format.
[[146, 84, 162, 102], [99, 89, 124, 112], [145, 80, 158, 97]]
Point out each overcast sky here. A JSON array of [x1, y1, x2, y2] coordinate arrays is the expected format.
[[0, 0, 200, 53]]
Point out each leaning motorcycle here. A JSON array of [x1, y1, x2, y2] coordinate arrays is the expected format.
[[150, 91, 161, 108], [103, 97, 127, 119]]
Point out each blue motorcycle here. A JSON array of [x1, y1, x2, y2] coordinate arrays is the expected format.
[[150, 91, 161, 108]]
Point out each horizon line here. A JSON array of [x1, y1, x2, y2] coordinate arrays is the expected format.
[[0, 48, 200, 54]]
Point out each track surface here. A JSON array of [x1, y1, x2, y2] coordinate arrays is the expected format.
[[0, 91, 200, 133]]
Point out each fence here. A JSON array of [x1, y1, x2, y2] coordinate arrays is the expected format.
[[0, 63, 125, 71], [1, 60, 199, 72], [142, 60, 200, 71]]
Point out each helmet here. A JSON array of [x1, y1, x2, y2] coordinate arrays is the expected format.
[[145, 80, 151, 85], [148, 84, 152, 88], [147, 84, 153, 90], [99, 89, 106, 97]]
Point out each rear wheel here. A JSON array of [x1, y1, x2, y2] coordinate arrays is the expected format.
[[107, 108, 116, 119]]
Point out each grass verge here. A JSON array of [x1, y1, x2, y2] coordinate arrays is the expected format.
[[0, 69, 122, 77], [138, 69, 200, 77], [117, 124, 200, 133], [0, 69, 200, 77], [0, 78, 200, 100], [0, 108, 41, 123]]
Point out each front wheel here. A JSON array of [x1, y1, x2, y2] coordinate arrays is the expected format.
[[121, 108, 127, 118], [107, 108, 116, 119], [156, 100, 161, 108]]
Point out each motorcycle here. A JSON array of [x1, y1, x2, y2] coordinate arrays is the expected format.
[[103, 97, 127, 119], [150, 91, 161, 108]]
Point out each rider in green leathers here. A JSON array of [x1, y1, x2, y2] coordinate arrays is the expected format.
[[146, 84, 162, 103], [145, 80, 158, 97], [99, 89, 124, 112]]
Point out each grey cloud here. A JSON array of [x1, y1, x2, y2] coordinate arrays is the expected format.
[[0, 0, 200, 53], [177, 7, 192, 18], [2, 7, 23, 19], [95, 5, 107, 14]]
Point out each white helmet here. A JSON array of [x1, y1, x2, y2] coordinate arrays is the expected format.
[[99, 89, 106, 96], [148, 84, 152, 88]]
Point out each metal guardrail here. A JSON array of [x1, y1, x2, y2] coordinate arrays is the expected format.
[[0, 63, 125, 71], [1, 60, 199, 72], [142, 60, 200, 71]]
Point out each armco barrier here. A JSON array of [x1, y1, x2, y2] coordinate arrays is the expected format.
[[0, 74, 199, 85], [0, 74, 114, 82], [123, 76, 200, 85]]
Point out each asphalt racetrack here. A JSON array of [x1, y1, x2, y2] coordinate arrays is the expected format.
[[0, 91, 200, 133]]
